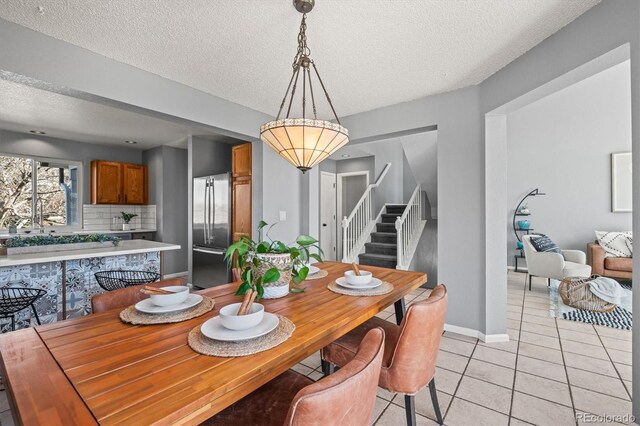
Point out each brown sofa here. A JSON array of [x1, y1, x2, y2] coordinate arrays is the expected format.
[[587, 241, 632, 280]]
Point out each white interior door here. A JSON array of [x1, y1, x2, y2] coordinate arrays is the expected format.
[[320, 172, 337, 261]]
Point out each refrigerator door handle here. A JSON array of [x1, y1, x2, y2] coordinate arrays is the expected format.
[[203, 178, 209, 245], [209, 179, 215, 246], [193, 247, 226, 255]]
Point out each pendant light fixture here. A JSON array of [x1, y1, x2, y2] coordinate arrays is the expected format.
[[260, 0, 349, 173]]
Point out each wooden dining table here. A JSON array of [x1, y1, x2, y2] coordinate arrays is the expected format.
[[0, 262, 426, 426]]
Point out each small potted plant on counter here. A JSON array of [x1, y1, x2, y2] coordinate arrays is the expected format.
[[5, 216, 18, 234], [225, 221, 322, 309], [120, 212, 138, 231]]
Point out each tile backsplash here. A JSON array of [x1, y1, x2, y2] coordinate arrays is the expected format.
[[83, 205, 156, 231]]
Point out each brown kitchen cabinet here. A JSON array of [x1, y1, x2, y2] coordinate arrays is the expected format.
[[91, 160, 148, 205], [231, 143, 252, 242], [123, 163, 147, 204], [232, 143, 252, 178]]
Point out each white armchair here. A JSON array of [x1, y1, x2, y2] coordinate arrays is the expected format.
[[522, 235, 591, 291]]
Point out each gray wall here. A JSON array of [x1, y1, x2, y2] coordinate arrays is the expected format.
[[339, 86, 483, 333], [411, 192, 438, 286], [507, 60, 632, 266], [0, 129, 142, 202], [339, 1, 640, 353], [333, 138, 407, 212], [336, 156, 375, 221], [143, 146, 189, 275], [336, 156, 375, 179], [191, 137, 232, 178], [261, 147, 303, 243], [402, 150, 417, 203], [319, 159, 337, 174], [0, 18, 270, 141], [478, 1, 640, 414], [341, 175, 368, 221], [480, 0, 640, 344]]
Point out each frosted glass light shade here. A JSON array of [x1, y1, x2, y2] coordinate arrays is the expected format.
[[260, 118, 349, 173]]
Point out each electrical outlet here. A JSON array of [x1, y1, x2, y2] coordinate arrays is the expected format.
[[279, 211, 287, 221]]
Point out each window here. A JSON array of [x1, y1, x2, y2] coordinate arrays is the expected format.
[[0, 154, 81, 230]]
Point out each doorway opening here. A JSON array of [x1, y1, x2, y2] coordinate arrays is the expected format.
[[485, 45, 633, 349], [337, 171, 369, 259], [320, 172, 337, 261]]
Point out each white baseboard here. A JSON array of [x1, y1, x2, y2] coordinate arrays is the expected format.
[[163, 271, 188, 279], [482, 333, 511, 343], [444, 323, 510, 343], [507, 265, 528, 272]]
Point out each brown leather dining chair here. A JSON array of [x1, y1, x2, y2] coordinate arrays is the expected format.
[[203, 327, 385, 426], [321, 284, 448, 426], [91, 278, 187, 313]]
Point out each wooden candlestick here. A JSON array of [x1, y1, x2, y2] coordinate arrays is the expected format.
[[351, 262, 361, 276]]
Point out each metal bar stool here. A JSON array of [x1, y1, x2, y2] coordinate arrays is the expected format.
[[94, 270, 161, 291], [0, 288, 47, 331]]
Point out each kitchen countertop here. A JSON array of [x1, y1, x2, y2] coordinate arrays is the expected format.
[[75, 228, 157, 235], [0, 240, 180, 267], [0, 228, 157, 239]]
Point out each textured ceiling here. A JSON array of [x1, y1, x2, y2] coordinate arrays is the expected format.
[[0, 0, 599, 118], [0, 78, 209, 149]]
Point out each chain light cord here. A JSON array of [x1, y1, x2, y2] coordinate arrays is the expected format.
[[274, 12, 341, 124]]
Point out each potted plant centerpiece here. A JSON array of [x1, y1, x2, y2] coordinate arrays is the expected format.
[[121, 212, 138, 231], [225, 221, 322, 311]]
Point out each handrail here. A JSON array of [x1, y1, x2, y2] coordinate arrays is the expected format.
[[399, 185, 420, 223], [341, 162, 392, 262], [374, 162, 392, 186], [395, 184, 424, 269], [345, 162, 391, 222]]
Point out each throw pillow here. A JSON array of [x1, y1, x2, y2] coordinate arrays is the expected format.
[[529, 234, 562, 254], [595, 231, 633, 258]]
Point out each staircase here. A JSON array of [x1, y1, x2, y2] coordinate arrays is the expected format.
[[341, 164, 426, 270], [359, 204, 406, 268]]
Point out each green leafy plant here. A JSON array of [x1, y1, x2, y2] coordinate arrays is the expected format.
[[6, 234, 120, 248], [120, 212, 138, 224], [224, 220, 322, 301]]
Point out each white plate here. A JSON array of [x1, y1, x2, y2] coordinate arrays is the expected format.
[[307, 265, 320, 275], [135, 293, 203, 314], [201, 312, 280, 342], [336, 276, 383, 290]]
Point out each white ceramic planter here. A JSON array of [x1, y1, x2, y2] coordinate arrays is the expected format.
[[262, 284, 291, 299], [254, 253, 292, 299], [122, 224, 131, 231]]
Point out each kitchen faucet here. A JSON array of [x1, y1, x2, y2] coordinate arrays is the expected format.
[[34, 198, 45, 233]]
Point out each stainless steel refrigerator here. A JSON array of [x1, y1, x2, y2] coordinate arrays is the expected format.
[[192, 173, 231, 288]]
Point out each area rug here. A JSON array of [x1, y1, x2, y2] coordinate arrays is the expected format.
[[549, 280, 632, 330]]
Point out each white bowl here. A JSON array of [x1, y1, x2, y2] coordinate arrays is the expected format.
[[344, 270, 373, 286], [149, 286, 190, 306], [219, 302, 265, 331]]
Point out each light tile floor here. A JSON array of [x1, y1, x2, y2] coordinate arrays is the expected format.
[[364, 272, 633, 425], [0, 272, 633, 425]]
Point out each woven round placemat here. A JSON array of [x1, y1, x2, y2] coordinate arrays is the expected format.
[[188, 315, 295, 357], [304, 269, 329, 280], [328, 280, 393, 296], [119, 296, 215, 325]]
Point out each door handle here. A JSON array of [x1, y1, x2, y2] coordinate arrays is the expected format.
[[193, 247, 225, 255]]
